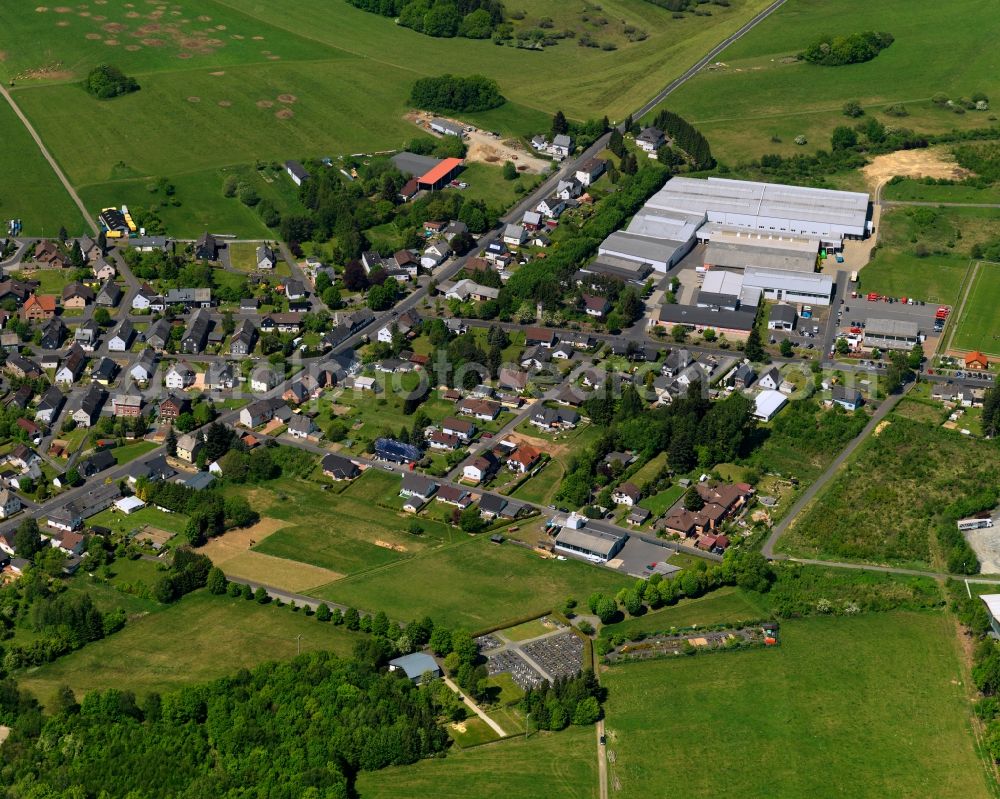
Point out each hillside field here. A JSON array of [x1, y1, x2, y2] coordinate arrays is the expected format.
[[952, 262, 1000, 356], [662, 0, 1000, 164], [0, 0, 773, 235], [603, 611, 989, 798]]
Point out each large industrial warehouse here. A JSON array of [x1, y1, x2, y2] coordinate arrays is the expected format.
[[598, 176, 871, 274]]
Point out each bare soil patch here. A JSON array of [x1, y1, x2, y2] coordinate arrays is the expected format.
[[197, 518, 344, 592], [102, 21, 126, 32], [862, 148, 972, 192], [217, 100, 231, 107], [256, 99, 274, 108], [209, 70, 224, 76], [56, 20, 71, 26], [277, 93, 297, 103], [275, 108, 294, 120], [0, 51, 7, 62], [186, 95, 200, 102], [374, 539, 408, 552], [85, 31, 101, 39], [176, 52, 192, 58], [124, 44, 141, 50], [405, 110, 547, 174], [104, 38, 119, 44], [508, 431, 570, 457]]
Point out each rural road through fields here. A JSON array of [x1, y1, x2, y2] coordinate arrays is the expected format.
[[627, 0, 790, 122], [761, 385, 911, 559], [0, 85, 98, 236]]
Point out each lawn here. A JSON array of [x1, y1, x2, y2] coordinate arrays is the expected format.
[[781, 413, 1000, 569], [310, 534, 632, 630], [637, 485, 684, 516], [858, 251, 971, 307], [502, 617, 557, 642], [511, 424, 602, 507], [17, 590, 364, 706], [602, 611, 990, 799], [248, 470, 458, 577], [661, 0, 1000, 163], [355, 726, 598, 799], [12, 268, 79, 295], [952, 262, 1000, 356], [458, 162, 541, 208], [89, 504, 190, 537], [446, 716, 501, 748], [111, 439, 159, 465]]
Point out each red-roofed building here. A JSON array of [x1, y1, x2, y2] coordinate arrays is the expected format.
[[21, 293, 57, 321], [418, 158, 464, 191], [965, 351, 989, 370]]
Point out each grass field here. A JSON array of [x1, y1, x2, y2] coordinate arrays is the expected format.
[[603, 611, 990, 799], [637, 485, 684, 516], [1, 0, 774, 235], [17, 590, 363, 706], [781, 413, 1000, 568], [952, 262, 1000, 356], [355, 727, 598, 799], [601, 586, 770, 639], [883, 179, 1000, 205], [111, 440, 159, 465], [662, 0, 1000, 164], [89, 504, 190, 537], [248, 470, 459, 577], [310, 534, 631, 629], [858, 250, 971, 307], [502, 617, 557, 642]]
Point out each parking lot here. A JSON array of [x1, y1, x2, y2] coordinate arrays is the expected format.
[[841, 295, 944, 332], [607, 537, 682, 579]]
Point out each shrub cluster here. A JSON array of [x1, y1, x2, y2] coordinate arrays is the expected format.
[[800, 31, 894, 66], [84, 63, 140, 98]]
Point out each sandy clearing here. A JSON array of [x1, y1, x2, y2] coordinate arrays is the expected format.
[[862, 147, 972, 193], [0, 725, 10, 746], [506, 431, 571, 457], [405, 110, 548, 174], [275, 108, 294, 120], [196, 518, 345, 592]]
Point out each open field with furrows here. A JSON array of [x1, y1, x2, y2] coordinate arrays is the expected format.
[[781, 413, 1000, 568], [603, 611, 990, 799], [17, 589, 364, 707], [0, 0, 775, 235], [356, 726, 598, 799], [245, 470, 459, 579], [661, 0, 1000, 164], [952, 262, 1000, 356], [310, 533, 632, 629]]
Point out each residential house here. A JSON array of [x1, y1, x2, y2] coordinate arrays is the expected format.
[[612, 482, 641, 506], [531, 135, 548, 151], [508, 444, 541, 473], [8, 384, 33, 410], [457, 398, 501, 421], [108, 319, 135, 352], [285, 160, 311, 186], [34, 385, 65, 425], [239, 397, 286, 428], [240, 297, 259, 312], [498, 367, 529, 393], [39, 318, 67, 350], [463, 452, 499, 484], [662, 482, 752, 539], [229, 319, 257, 356], [520, 346, 550, 370], [374, 437, 422, 464], [0, 489, 22, 519], [536, 196, 566, 219], [146, 319, 172, 351], [420, 242, 451, 270], [768, 304, 797, 331], [130, 349, 158, 384], [628, 507, 651, 526], [399, 473, 437, 509], [260, 313, 303, 334], [283, 382, 309, 405], [522, 210, 542, 231], [79, 235, 103, 263], [131, 285, 155, 311], [61, 281, 93, 309], [4, 353, 42, 380], [250, 366, 280, 392], [555, 178, 582, 200], [159, 393, 190, 423], [205, 362, 235, 391], [428, 430, 461, 450], [8, 443, 39, 471], [966, 351, 990, 371], [551, 342, 575, 361], [92, 258, 116, 282], [95, 280, 122, 308], [21, 294, 56, 322], [34, 241, 66, 266], [47, 504, 84, 533], [78, 449, 116, 478], [525, 327, 557, 348], [443, 220, 468, 241], [503, 224, 527, 248], [830, 385, 863, 411], [575, 157, 607, 187], [91, 356, 117, 385], [112, 394, 142, 417], [165, 288, 213, 309], [636, 126, 665, 152], [441, 417, 475, 442], [287, 414, 316, 439], [550, 134, 572, 158], [74, 318, 100, 351], [194, 232, 218, 260], [257, 244, 277, 270], [182, 310, 210, 354], [662, 349, 692, 377], [175, 432, 201, 463], [321, 453, 360, 481], [164, 362, 195, 390], [730, 362, 756, 390], [530, 406, 579, 431], [758, 367, 781, 391], [582, 294, 611, 318], [55, 344, 86, 385], [284, 279, 307, 301], [436, 484, 473, 509], [0, 280, 33, 305]]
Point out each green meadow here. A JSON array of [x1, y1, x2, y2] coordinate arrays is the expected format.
[[662, 0, 1000, 163]]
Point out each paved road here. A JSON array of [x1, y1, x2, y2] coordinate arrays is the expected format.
[[761, 386, 910, 559], [627, 0, 790, 122], [0, 85, 98, 235], [443, 675, 508, 737]]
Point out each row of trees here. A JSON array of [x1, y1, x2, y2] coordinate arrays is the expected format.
[[348, 0, 504, 39], [648, 108, 715, 171]]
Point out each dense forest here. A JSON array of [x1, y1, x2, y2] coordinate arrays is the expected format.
[[346, 0, 504, 39], [0, 652, 450, 798]]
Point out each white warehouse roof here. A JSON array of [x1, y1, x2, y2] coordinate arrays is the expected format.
[[702, 270, 745, 296], [754, 389, 788, 421], [742, 267, 834, 296]]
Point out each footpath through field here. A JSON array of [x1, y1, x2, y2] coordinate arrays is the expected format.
[[0, 85, 97, 235], [442, 675, 508, 738]]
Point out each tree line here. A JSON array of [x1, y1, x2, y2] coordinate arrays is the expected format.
[[409, 74, 505, 112], [348, 0, 504, 40]]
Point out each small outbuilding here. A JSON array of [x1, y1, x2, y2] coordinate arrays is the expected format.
[[388, 652, 441, 683]]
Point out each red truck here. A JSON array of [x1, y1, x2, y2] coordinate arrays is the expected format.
[[867, 292, 880, 301]]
